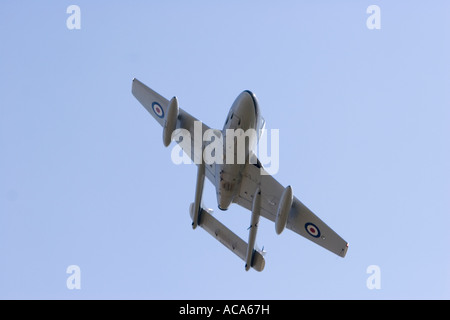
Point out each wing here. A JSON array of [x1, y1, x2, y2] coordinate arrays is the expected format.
[[234, 154, 348, 257], [132, 78, 216, 183]]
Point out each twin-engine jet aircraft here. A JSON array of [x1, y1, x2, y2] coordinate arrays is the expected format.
[[132, 78, 348, 271]]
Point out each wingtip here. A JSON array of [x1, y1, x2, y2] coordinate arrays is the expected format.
[[131, 78, 144, 94], [341, 242, 349, 258]]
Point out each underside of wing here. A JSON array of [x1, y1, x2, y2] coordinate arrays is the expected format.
[[234, 156, 348, 257], [132, 78, 169, 126], [132, 78, 216, 183]]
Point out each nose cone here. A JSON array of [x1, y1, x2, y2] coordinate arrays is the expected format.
[[232, 90, 259, 124]]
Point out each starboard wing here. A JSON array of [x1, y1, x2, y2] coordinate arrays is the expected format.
[[234, 155, 348, 257]]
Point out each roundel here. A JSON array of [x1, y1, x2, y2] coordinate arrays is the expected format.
[[305, 222, 320, 238], [152, 102, 164, 118]]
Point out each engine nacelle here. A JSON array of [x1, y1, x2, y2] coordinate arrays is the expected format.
[[275, 185, 293, 235], [163, 96, 179, 147]]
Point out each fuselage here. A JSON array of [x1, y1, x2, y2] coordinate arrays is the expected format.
[[215, 90, 263, 210]]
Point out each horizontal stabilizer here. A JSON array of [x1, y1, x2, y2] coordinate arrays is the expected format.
[[190, 204, 265, 272]]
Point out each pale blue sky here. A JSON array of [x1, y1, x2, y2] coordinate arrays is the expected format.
[[1, 1, 449, 299]]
